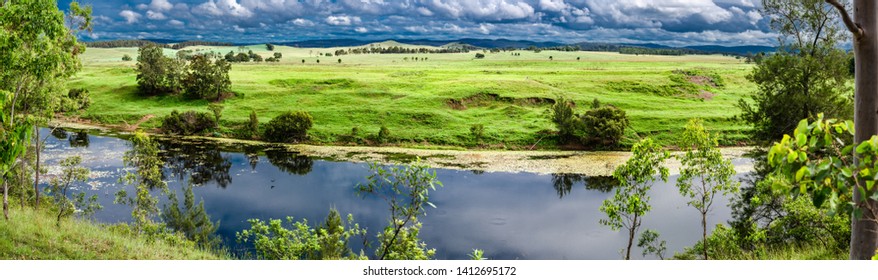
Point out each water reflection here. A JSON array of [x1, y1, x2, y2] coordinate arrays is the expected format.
[[264, 148, 313, 176], [159, 139, 232, 188], [69, 132, 90, 148], [40, 128, 746, 260], [551, 174, 618, 199]]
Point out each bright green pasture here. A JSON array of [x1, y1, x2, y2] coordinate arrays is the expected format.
[[70, 44, 755, 149]]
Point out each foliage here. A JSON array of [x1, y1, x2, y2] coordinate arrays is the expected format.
[[474, 53, 485, 59], [637, 229, 667, 260], [161, 110, 217, 136], [470, 124, 485, 144], [469, 249, 487, 260], [162, 183, 221, 249], [122, 54, 132, 61], [207, 103, 224, 124], [765, 115, 878, 244], [600, 138, 669, 259], [115, 132, 167, 231], [236, 209, 366, 260], [736, 0, 852, 144], [136, 44, 184, 95], [262, 111, 313, 143], [66, 88, 90, 110], [580, 105, 628, 147], [676, 118, 740, 260], [550, 97, 579, 144], [357, 159, 442, 260], [48, 156, 99, 224], [377, 126, 391, 145], [247, 110, 259, 138], [184, 54, 231, 101]]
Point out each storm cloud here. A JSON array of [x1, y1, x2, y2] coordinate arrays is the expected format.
[[64, 0, 776, 46]]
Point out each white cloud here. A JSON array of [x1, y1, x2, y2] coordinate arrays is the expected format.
[[169, 19, 184, 26], [119, 10, 142, 24], [136, 4, 148, 10], [233, 25, 245, 32], [355, 27, 368, 33], [540, 0, 566, 12], [291, 18, 316, 26], [325, 15, 361, 26], [194, 0, 252, 18], [146, 11, 166, 20], [150, 0, 173, 12]]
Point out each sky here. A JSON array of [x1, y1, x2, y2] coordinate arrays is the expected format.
[[62, 0, 779, 47]]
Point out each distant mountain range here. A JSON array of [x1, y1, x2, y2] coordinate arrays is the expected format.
[[94, 37, 776, 56]]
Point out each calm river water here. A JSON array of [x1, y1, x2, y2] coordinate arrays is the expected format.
[[40, 128, 750, 260]]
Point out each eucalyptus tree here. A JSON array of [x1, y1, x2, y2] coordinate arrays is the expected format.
[[676, 119, 739, 260], [599, 138, 669, 260], [0, 0, 91, 210], [824, 0, 878, 260]]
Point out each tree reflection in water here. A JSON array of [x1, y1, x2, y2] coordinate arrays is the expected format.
[[264, 148, 313, 176], [551, 174, 619, 198], [159, 139, 233, 188]]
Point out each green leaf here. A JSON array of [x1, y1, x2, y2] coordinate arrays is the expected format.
[[787, 151, 798, 162], [796, 133, 807, 147], [795, 166, 809, 182], [857, 141, 871, 154], [795, 119, 809, 135]]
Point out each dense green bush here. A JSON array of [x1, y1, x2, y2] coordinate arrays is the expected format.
[[581, 105, 628, 146], [58, 88, 91, 112], [247, 110, 259, 138], [161, 110, 217, 136], [377, 126, 391, 144], [262, 111, 313, 143]]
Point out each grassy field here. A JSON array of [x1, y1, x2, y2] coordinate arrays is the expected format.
[[0, 207, 224, 259], [68, 42, 755, 149]]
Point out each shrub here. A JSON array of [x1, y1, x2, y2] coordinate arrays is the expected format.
[[474, 53, 485, 59], [377, 126, 391, 144], [161, 110, 217, 136], [60, 88, 90, 111], [122, 54, 132, 61], [263, 111, 313, 143], [207, 103, 224, 123], [581, 105, 628, 146], [470, 124, 485, 143]]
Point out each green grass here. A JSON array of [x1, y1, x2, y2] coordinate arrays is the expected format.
[[0, 207, 224, 259], [69, 44, 755, 149]]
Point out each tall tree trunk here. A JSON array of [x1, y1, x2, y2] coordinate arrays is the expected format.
[[830, 0, 878, 260], [33, 126, 40, 209], [851, 0, 878, 260]]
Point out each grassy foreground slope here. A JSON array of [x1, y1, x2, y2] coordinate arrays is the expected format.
[[0, 208, 223, 260], [69, 44, 755, 149]]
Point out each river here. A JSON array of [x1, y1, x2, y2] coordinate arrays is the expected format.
[[39, 127, 753, 260]]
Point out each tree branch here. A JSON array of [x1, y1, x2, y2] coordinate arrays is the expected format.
[[826, 0, 864, 38]]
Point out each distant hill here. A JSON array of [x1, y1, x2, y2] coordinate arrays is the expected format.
[[84, 38, 775, 56]]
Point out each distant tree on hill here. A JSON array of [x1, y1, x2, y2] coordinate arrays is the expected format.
[[274, 52, 282, 59], [474, 53, 485, 59], [136, 44, 184, 95], [266, 43, 274, 51], [122, 54, 132, 61]]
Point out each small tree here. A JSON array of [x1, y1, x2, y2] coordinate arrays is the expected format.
[[207, 103, 224, 124], [136, 44, 183, 95], [49, 156, 99, 224], [551, 97, 579, 144], [184, 54, 231, 101], [358, 159, 441, 260], [274, 52, 282, 59], [676, 119, 740, 260], [600, 138, 670, 260], [338, 58, 342, 64], [637, 229, 667, 260], [115, 132, 168, 233], [266, 43, 274, 51], [122, 54, 132, 61], [247, 110, 259, 138], [163, 182, 220, 248], [475, 53, 485, 59]]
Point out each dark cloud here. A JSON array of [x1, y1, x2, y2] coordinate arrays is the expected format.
[[63, 0, 777, 46]]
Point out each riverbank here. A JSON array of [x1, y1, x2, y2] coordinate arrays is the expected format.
[[49, 120, 754, 176], [0, 207, 224, 260]]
